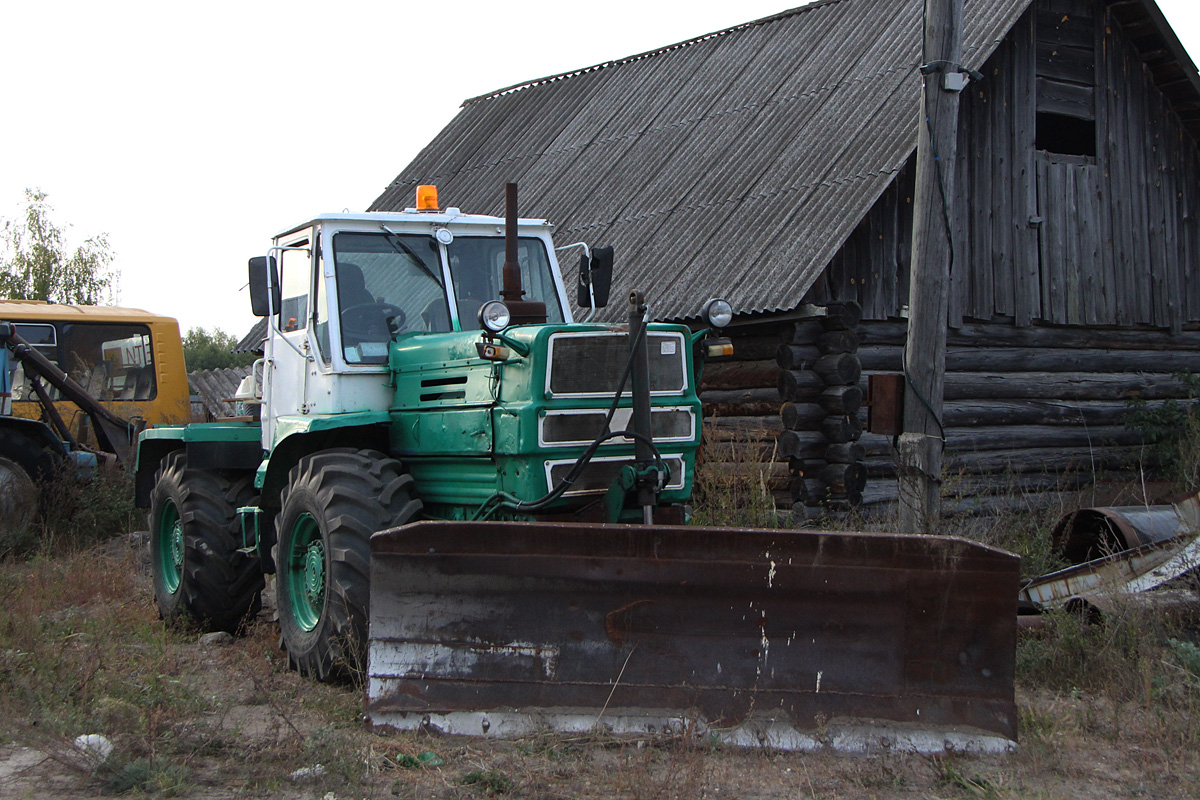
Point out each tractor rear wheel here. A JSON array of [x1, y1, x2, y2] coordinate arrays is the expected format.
[[276, 449, 422, 681], [0, 426, 62, 484], [149, 451, 263, 632], [0, 456, 39, 549], [0, 427, 64, 550]]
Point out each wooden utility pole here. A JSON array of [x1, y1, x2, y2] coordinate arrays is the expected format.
[[898, 0, 965, 534]]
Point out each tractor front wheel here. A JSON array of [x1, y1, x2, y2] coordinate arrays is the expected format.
[[276, 449, 422, 681], [148, 451, 263, 632]]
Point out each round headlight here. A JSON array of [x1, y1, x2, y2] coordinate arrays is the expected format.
[[478, 300, 512, 333], [702, 298, 733, 328]]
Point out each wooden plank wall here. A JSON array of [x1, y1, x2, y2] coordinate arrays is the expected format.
[[802, 0, 1200, 332]]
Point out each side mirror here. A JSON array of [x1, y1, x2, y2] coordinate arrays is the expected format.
[[248, 256, 280, 317], [576, 246, 614, 309]]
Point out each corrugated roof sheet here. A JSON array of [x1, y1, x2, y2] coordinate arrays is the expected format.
[[188, 366, 253, 421], [370, 0, 1033, 321], [235, 319, 267, 354]]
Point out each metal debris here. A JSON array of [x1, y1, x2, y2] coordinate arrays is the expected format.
[[1021, 492, 1200, 612]]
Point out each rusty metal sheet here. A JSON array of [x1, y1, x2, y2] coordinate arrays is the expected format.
[[366, 521, 1018, 750], [1052, 504, 1190, 563], [866, 372, 905, 436]]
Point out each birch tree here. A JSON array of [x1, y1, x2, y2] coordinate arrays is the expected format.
[[1, 188, 116, 304]]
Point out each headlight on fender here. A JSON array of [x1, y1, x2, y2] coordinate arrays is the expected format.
[[701, 298, 733, 328], [478, 301, 512, 333]]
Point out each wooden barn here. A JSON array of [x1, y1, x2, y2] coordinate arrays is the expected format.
[[370, 0, 1200, 516]]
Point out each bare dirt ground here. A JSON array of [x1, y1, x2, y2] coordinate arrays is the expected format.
[[2, 538, 1199, 800]]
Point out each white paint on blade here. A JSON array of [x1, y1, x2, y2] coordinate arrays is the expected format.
[[368, 708, 1017, 755], [369, 641, 560, 680]]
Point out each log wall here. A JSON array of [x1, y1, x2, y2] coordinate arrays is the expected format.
[[700, 315, 1200, 515], [854, 320, 1198, 507], [699, 326, 789, 509]]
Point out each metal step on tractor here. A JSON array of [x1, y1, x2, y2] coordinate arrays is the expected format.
[[134, 184, 1019, 752]]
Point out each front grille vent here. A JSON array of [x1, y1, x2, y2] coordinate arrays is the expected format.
[[539, 408, 695, 447], [545, 455, 687, 496], [547, 332, 686, 396], [420, 375, 467, 402]]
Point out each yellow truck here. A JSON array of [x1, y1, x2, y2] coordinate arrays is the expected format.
[[0, 301, 190, 532]]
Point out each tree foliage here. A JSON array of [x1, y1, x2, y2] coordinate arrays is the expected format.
[[0, 188, 116, 304], [182, 327, 256, 372]]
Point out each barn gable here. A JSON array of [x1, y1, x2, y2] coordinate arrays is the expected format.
[[804, 0, 1200, 334]]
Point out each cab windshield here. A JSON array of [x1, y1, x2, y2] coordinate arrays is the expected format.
[[331, 231, 564, 365], [445, 236, 564, 330]]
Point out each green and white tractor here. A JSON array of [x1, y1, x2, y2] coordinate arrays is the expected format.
[[134, 184, 1019, 750]]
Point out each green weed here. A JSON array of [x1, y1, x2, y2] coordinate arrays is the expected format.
[[1168, 637, 1200, 681], [459, 768, 515, 795], [101, 756, 192, 796], [1125, 370, 1200, 490], [1, 466, 138, 559]]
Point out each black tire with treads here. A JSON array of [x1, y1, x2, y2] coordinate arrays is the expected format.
[[149, 451, 263, 632], [275, 448, 422, 681]]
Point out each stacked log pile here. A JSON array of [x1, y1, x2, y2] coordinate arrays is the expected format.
[[698, 330, 790, 505], [776, 303, 868, 517]]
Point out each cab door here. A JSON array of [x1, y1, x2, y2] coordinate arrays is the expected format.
[[263, 230, 316, 447]]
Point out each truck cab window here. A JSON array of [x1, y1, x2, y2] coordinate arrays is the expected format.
[[58, 323, 156, 400], [333, 232, 445, 364], [447, 237, 564, 329], [279, 243, 311, 333]]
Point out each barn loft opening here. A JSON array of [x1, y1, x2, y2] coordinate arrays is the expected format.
[[1034, 2, 1097, 158], [1036, 112, 1096, 157]]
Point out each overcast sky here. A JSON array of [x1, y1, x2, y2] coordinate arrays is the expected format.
[[3, 0, 1199, 338]]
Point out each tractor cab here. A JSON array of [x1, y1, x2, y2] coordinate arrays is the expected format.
[[247, 197, 576, 446]]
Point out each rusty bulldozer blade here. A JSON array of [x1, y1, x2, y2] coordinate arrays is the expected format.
[[367, 521, 1019, 751]]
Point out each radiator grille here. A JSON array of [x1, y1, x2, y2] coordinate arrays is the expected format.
[[545, 455, 687, 496], [547, 332, 686, 396], [540, 408, 695, 446]]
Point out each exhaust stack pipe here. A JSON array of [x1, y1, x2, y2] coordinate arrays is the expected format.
[[499, 182, 547, 325]]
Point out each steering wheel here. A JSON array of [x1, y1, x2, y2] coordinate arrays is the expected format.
[[341, 302, 406, 341]]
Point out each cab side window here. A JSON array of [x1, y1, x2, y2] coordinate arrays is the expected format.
[[312, 239, 331, 365], [279, 237, 311, 333], [10, 323, 57, 400]]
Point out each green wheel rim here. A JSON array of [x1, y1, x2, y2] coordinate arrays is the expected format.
[[156, 499, 184, 595], [286, 512, 325, 632]]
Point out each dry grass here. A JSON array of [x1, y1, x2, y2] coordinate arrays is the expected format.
[[690, 424, 784, 529], [0, 466, 139, 559]]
